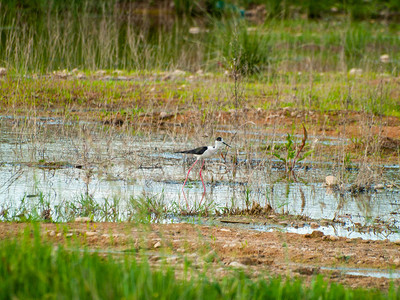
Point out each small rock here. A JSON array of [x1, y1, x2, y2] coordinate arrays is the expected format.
[[154, 241, 162, 249], [310, 222, 320, 229], [113, 233, 124, 238], [229, 261, 246, 268], [74, 217, 91, 223], [279, 221, 288, 226], [189, 27, 201, 34], [380, 54, 390, 63], [375, 184, 384, 190], [48, 230, 56, 237], [349, 68, 363, 76], [96, 70, 106, 76], [223, 243, 238, 249], [159, 111, 168, 119], [393, 258, 400, 265], [247, 27, 257, 32], [85, 231, 97, 237], [394, 240, 400, 245], [172, 69, 185, 76], [66, 233, 73, 238], [320, 220, 329, 226], [76, 73, 86, 79], [219, 228, 231, 232], [325, 175, 339, 186], [329, 235, 339, 241], [305, 231, 324, 238], [53, 70, 69, 78], [0, 67, 7, 76], [240, 257, 258, 266]]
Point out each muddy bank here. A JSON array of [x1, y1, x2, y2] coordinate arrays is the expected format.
[[1, 222, 399, 290]]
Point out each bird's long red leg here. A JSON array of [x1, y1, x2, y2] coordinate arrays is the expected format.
[[182, 159, 198, 210], [182, 159, 198, 190], [198, 159, 206, 208], [199, 159, 206, 194]]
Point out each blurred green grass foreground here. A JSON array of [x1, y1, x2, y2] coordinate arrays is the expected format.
[[0, 226, 399, 299]]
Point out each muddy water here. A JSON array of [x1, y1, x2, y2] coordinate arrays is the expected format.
[[0, 117, 399, 240]]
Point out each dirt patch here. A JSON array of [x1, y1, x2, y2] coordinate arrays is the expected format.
[[1, 222, 399, 290]]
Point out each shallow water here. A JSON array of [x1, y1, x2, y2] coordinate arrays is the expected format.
[[0, 117, 399, 240], [321, 266, 400, 279]]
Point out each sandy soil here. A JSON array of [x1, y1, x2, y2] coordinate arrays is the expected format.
[[1, 221, 399, 290]]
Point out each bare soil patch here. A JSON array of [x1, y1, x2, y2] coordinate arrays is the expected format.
[[1, 222, 399, 290]]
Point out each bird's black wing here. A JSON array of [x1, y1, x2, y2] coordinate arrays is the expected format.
[[176, 146, 208, 155]]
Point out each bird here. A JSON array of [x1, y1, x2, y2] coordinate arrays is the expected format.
[[175, 137, 231, 205]]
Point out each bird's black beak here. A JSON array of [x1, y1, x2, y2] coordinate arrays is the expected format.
[[223, 142, 231, 148]]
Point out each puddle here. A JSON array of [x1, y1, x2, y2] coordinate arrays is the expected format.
[[321, 266, 400, 279], [253, 222, 398, 241], [0, 116, 399, 241]]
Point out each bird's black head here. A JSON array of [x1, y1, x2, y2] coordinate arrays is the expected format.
[[216, 137, 222, 141]]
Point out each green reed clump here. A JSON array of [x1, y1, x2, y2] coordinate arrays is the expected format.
[[0, 227, 398, 299]]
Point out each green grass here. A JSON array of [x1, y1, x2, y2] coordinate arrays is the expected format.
[[1, 1, 399, 119], [1, 70, 399, 118], [0, 226, 398, 299], [1, 2, 400, 75]]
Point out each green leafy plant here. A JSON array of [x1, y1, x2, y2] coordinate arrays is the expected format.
[[273, 124, 312, 179]]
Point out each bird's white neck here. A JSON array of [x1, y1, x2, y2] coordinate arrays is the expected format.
[[214, 141, 224, 150]]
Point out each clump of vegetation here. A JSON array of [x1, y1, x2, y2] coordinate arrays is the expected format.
[[273, 124, 312, 180]]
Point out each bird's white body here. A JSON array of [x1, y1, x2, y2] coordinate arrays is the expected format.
[[194, 139, 227, 159]]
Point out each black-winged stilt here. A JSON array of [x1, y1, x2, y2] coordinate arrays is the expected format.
[[176, 137, 231, 204]]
